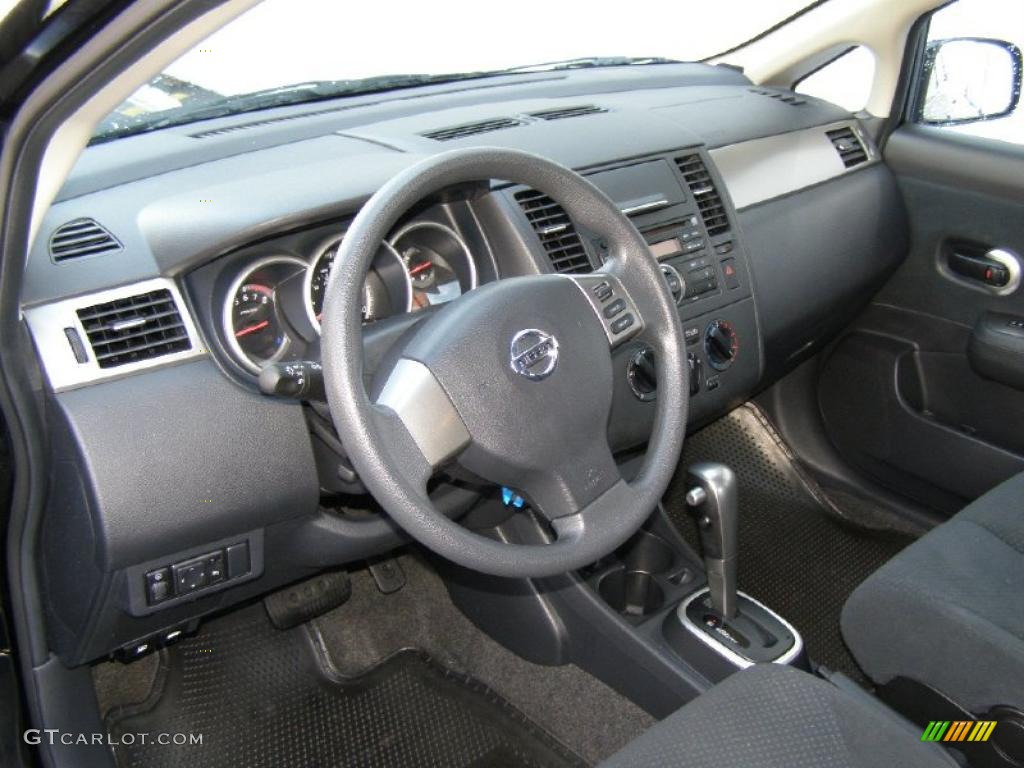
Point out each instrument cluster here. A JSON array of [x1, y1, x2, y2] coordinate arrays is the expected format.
[[222, 221, 478, 374]]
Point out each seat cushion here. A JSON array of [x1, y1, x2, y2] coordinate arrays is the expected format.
[[842, 471, 1024, 713], [600, 663, 956, 768]]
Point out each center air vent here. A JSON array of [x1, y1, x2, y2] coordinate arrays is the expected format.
[[826, 127, 868, 168], [528, 105, 608, 121], [514, 189, 592, 274], [49, 218, 121, 262], [675, 154, 730, 238], [421, 117, 525, 142], [76, 288, 191, 368]]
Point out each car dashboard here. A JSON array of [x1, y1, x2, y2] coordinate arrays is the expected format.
[[19, 63, 908, 664]]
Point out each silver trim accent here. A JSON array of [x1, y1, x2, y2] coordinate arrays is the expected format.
[[709, 120, 879, 211], [23, 277, 206, 392], [626, 347, 656, 402], [938, 247, 1021, 297], [388, 220, 479, 295], [509, 328, 560, 380], [376, 358, 471, 467], [304, 235, 413, 335], [538, 223, 569, 237], [223, 254, 308, 374], [620, 198, 671, 217], [676, 587, 804, 669], [659, 263, 686, 306], [986, 249, 1022, 297]]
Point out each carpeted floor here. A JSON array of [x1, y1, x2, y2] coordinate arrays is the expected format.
[[95, 553, 654, 766], [312, 553, 655, 764], [105, 601, 585, 768]]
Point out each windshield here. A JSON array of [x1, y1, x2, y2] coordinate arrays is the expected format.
[[94, 0, 816, 141]]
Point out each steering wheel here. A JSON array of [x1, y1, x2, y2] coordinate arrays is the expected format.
[[321, 148, 688, 577]]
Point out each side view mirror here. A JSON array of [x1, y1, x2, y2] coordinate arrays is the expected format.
[[917, 37, 1023, 126]]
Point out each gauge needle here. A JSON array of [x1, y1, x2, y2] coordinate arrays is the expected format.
[[408, 261, 434, 276], [235, 319, 270, 338]]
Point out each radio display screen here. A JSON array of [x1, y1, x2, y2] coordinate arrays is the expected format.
[[649, 238, 682, 260]]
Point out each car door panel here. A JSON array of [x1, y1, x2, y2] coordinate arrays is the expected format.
[[817, 125, 1024, 513]]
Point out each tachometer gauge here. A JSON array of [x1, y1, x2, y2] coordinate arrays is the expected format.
[[390, 222, 477, 312], [223, 255, 307, 373], [306, 237, 411, 332]]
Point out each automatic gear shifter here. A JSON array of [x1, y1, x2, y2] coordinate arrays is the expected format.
[[668, 462, 806, 680], [685, 462, 738, 619]]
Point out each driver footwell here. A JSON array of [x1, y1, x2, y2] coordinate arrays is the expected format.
[[104, 600, 587, 768]]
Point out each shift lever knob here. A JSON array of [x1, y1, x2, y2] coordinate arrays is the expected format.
[[686, 462, 739, 620]]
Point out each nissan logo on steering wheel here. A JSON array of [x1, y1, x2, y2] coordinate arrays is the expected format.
[[510, 328, 559, 380]]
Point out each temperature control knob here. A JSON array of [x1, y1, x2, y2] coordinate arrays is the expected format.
[[704, 319, 739, 371]]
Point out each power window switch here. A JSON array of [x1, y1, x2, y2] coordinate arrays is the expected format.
[[145, 568, 173, 605]]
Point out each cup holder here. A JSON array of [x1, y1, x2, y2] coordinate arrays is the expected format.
[[596, 531, 680, 618], [598, 569, 666, 617]]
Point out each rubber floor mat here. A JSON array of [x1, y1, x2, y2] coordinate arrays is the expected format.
[[664, 404, 915, 683], [106, 604, 587, 768]]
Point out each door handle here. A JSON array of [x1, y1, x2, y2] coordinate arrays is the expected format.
[[943, 246, 1021, 296]]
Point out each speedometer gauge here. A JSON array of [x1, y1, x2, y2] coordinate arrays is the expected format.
[[305, 237, 412, 332], [223, 255, 307, 373]]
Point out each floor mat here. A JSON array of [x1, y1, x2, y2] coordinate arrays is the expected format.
[[105, 604, 587, 768], [664, 404, 915, 683]]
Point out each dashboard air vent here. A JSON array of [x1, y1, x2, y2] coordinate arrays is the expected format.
[[514, 189, 592, 274], [749, 87, 807, 106], [827, 127, 868, 168], [76, 288, 191, 368], [528, 105, 608, 121], [675, 154, 730, 237], [421, 117, 525, 142], [49, 218, 122, 262]]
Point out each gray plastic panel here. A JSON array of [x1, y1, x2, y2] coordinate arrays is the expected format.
[[51, 358, 319, 569], [737, 164, 907, 378]]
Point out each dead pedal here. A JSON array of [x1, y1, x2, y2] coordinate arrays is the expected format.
[[264, 570, 351, 630]]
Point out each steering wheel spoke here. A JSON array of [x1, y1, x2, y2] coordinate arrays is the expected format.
[[374, 358, 470, 471], [563, 273, 645, 349]]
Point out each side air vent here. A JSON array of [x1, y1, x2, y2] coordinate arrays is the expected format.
[[76, 288, 191, 368], [514, 189, 592, 274], [826, 127, 868, 168], [49, 218, 122, 262], [675, 154, 730, 237], [528, 105, 608, 121], [421, 117, 525, 142]]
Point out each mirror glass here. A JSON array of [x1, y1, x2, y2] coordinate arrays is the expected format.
[[922, 39, 1019, 124]]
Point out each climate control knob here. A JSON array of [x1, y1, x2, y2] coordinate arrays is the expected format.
[[704, 319, 739, 371]]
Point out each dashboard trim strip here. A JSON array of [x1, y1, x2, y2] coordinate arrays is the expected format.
[[709, 120, 878, 211]]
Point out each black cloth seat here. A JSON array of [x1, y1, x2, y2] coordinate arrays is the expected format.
[[842, 471, 1024, 714], [600, 663, 956, 768]]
